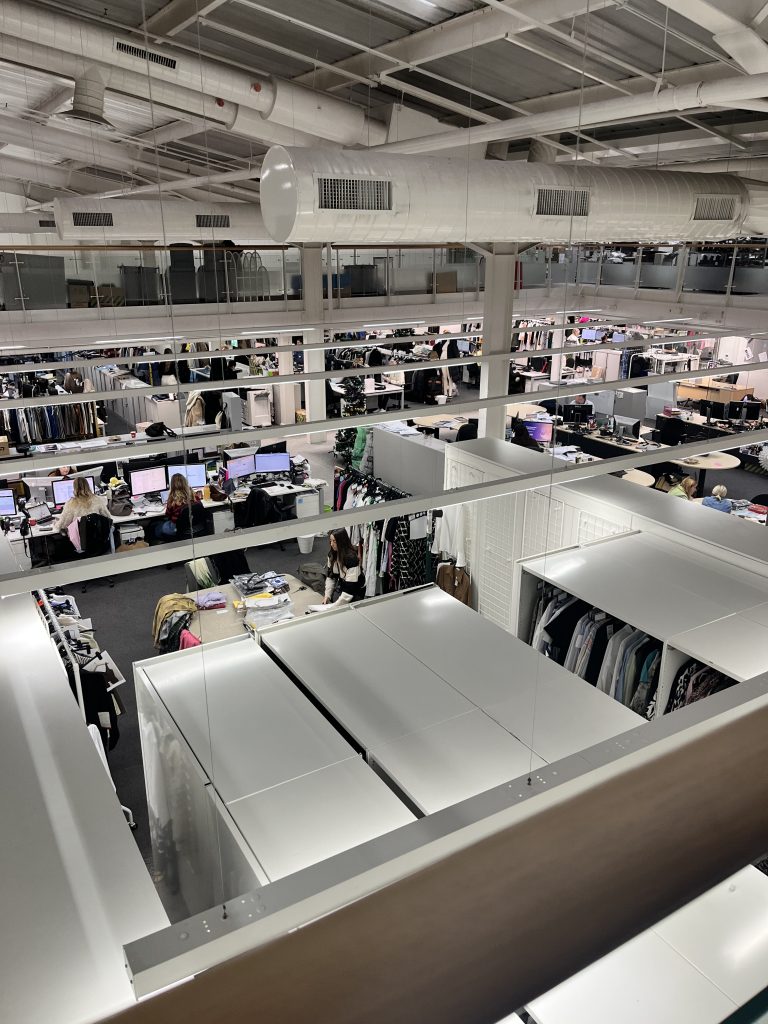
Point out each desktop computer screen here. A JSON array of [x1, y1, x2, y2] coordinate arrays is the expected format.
[[612, 332, 626, 343], [226, 453, 256, 480], [560, 403, 594, 423], [732, 400, 761, 421], [523, 420, 554, 445], [581, 329, 597, 341], [457, 339, 472, 354], [254, 452, 291, 474], [258, 440, 288, 456], [168, 463, 207, 488], [701, 400, 729, 420], [130, 465, 168, 496], [614, 415, 640, 439], [0, 489, 16, 516], [52, 477, 94, 504]]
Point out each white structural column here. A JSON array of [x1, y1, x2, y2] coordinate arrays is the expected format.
[[479, 245, 516, 439], [302, 245, 327, 443]]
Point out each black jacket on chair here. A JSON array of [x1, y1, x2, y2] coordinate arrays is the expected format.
[[241, 487, 284, 528], [78, 513, 113, 556], [175, 502, 213, 540]]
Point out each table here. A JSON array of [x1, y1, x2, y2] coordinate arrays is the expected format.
[[331, 378, 404, 411], [505, 402, 548, 420], [621, 469, 655, 487], [554, 425, 661, 462], [412, 414, 471, 441], [185, 576, 317, 644], [677, 381, 752, 404], [670, 451, 741, 492]]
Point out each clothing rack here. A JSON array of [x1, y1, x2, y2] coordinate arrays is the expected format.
[[36, 588, 86, 722]]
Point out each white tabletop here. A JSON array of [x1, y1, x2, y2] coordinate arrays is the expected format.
[[332, 379, 402, 396], [143, 638, 355, 804], [621, 469, 655, 487], [356, 590, 640, 762], [371, 710, 546, 814], [671, 452, 741, 470], [506, 403, 548, 419], [669, 603, 768, 681], [522, 532, 768, 641], [227, 757, 414, 881], [261, 610, 475, 749]]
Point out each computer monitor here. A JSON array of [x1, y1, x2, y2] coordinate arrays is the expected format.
[[522, 420, 554, 445], [0, 489, 16, 516], [457, 339, 472, 354], [612, 332, 626, 343], [129, 465, 168, 496], [733, 400, 761, 422], [168, 463, 207, 488], [257, 440, 288, 455], [226, 453, 256, 481], [254, 452, 291, 475], [52, 476, 95, 504], [700, 400, 729, 420], [614, 415, 641, 439], [560, 402, 594, 423], [581, 329, 597, 341]]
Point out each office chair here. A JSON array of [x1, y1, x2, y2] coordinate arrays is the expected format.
[[78, 513, 115, 593], [455, 421, 479, 443], [241, 486, 286, 552], [174, 502, 214, 541], [750, 493, 768, 506]]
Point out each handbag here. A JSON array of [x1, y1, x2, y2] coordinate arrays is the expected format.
[[208, 483, 227, 502], [145, 421, 178, 438]]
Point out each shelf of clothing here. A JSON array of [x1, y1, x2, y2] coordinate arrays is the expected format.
[[518, 531, 768, 720]]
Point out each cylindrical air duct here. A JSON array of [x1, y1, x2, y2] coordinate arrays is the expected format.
[[260, 146, 764, 244]]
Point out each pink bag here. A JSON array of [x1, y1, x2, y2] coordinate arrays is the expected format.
[[179, 628, 201, 649]]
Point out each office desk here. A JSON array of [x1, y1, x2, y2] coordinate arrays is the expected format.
[[505, 402, 548, 420], [677, 381, 752, 403], [554, 426, 661, 461], [331, 378, 404, 411], [670, 451, 741, 491], [185, 577, 316, 644], [621, 469, 655, 487]]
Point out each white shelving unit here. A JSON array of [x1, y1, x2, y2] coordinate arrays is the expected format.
[[519, 531, 768, 716]]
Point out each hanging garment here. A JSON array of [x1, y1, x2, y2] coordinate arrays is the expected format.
[[431, 505, 467, 568], [436, 563, 471, 605]]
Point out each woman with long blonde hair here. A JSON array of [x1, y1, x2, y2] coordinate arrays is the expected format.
[[155, 472, 200, 539]]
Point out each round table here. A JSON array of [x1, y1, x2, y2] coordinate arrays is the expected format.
[[621, 469, 655, 487], [670, 451, 741, 492], [506, 403, 547, 420]]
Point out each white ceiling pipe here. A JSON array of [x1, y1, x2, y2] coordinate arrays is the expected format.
[[0, 153, 136, 194], [0, 0, 387, 147], [0, 213, 57, 233], [52, 197, 270, 242], [260, 145, 768, 243], [85, 166, 261, 201], [376, 70, 768, 154], [0, 33, 327, 151]]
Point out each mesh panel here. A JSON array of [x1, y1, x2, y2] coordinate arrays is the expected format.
[[693, 195, 736, 221], [318, 177, 392, 211], [196, 214, 230, 228], [476, 496, 517, 630], [115, 40, 177, 69], [522, 490, 564, 558], [577, 511, 627, 545], [72, 212, 114, 227], [536, 188, 590, 217]]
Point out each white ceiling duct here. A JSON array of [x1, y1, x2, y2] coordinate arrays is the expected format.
[[56, 65, 114, 132], [260, 145, 768, 244], [52, 198, 270, 243], [0, 0, 387, 147]]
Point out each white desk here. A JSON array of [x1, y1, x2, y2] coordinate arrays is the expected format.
[[356, 589, 640, 764], [331, 378, 404, 410], [528, 867, 768, 1024]]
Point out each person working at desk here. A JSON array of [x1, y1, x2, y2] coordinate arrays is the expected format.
[[510, 418, 543, 453], [48, 465, 78, 478], [57, 477, 111, 534], [702, 484, 732, 514], [155, 473, 200, 540], [322, 528, 366, 605], [668, 476, 697, 501]]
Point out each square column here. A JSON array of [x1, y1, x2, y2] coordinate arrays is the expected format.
[[479, 245, 517, 439], [302, 245, 327, 442]]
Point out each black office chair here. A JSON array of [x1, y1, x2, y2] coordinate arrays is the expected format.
[[175, 502, 214, 541], [241, 486, 286, 552], [77, 513, 114, 592], [750, 493, 768, 506], [455, 421, 479, 443]]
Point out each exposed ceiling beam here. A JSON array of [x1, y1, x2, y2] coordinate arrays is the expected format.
[[87, 165, 261, 201], [133, 119, 202, 149], [652, 0, 768, 74], [141, 0, 228, 39], [290, 0, 617, 93]]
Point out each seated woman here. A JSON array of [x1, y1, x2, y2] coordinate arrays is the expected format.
[[668, 476, 697, 500], [322, 528, 366, 606], [702, 484, 732, 514], [58, 477, 111, 534], [155, 472, 200, 540]]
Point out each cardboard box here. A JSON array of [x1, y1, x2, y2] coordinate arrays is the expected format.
[[0, 435, 9, 457]]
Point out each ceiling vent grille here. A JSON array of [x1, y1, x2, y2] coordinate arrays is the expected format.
[[196, 214, 230, 228], [694, 195, 736, 221], [318, 177, 392, 211], [115, 40, 177, 70], [536, 187, 590, 217], [38, 219, 55, 228], [72, 212, 114, 227]]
